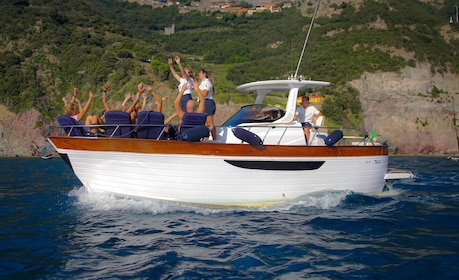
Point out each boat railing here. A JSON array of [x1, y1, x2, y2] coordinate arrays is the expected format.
[[47, 122, 377, 146]]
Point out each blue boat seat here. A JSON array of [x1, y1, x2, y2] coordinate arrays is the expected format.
[[136, 111, 165, 139], [57, 115, 87, 136], [180, 113, 207, 132], [178, 112, 208, 141], [104, 111, 133, 138]]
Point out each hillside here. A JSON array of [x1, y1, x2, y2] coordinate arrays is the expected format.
[[0, 0, 459, 156]]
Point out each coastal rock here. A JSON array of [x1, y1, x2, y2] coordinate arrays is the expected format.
[[0, 105, 47, 157], [351, 63, 459, 154]]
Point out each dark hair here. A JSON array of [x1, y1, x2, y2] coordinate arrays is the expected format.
[[302, 96, 309, 101], [200, 68, 210, 78], [200, 69, 215, 93]]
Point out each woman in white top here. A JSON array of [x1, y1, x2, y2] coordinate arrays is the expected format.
[[193, 68, 216, 140], [168, 56, 194, 112]]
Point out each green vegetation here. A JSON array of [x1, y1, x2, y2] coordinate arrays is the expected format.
[[0, 0, 458, 128]]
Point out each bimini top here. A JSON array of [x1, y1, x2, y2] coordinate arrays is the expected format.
[[236, 79, 330, 93]]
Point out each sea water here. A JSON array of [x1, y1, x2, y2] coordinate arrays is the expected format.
[[0, 156, 458, 279]]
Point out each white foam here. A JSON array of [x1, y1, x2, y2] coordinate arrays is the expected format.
[[68, 187, 353, 214], [267, 190, 352, 211]]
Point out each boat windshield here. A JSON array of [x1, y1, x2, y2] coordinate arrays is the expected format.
[[223, 104, 286, 126]]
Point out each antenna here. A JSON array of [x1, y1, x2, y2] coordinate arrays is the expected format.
[[294, 0, 321, 79]]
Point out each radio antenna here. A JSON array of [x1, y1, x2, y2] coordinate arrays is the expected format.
[[294, 0, 321, 79]]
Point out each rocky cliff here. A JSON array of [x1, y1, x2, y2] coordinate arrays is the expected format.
[[0, 105, 48, 157], [351, 63, 459, 154], [1, 63, 458, 157]]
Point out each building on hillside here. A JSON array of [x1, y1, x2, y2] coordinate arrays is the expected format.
[[296, 95, 325, 104], [164, 24, 175, 35], [310, 95, 325, 103], [237, 7, 249, 15], [221, 7, 241, 13], [260, 3, 281, 12]]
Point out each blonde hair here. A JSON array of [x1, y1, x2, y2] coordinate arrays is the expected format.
[[143, 103, 156, 111], [64, 103, 77, 115], [111, 101, 123, 111]]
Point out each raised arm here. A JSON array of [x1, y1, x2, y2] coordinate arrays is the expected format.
[[168, 58, 181, 82], [76, 91, 93, 121], [174, 82, 188, 120], [175, 56, 187, 79], [196, 88, 205, 114], [72, 87, 83, 114], [125, 83, 144, 114], [101, 82, 111, 111], [102, 91, 110, 111], [146, 86, 162, 113], [140, 92, 147, 111], [70, 87, 78, 104], [122, 92, 132, 111]]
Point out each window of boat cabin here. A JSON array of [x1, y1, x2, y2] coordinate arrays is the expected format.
[[223, 104, 285, 126]]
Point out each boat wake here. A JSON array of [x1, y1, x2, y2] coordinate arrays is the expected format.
[[68, 186, 398, 214]]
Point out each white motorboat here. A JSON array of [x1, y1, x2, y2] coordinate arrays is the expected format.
[[47, 79, 413, 207]]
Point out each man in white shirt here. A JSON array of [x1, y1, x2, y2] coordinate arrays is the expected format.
[[295, 96, 322, 145]]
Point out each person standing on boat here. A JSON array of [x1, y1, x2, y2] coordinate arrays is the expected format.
[[174, 81, 205, 121], [168, 56, 194, 112], [295, 96, 322, 145], [193, 68, 216, 139]]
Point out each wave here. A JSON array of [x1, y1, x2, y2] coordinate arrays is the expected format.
[[68, 186, 399, 215]]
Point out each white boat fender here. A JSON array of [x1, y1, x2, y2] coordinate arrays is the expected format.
[[232, 127, 264, 146], [325, 130, 343, 146], [180, 126, 210, 142]]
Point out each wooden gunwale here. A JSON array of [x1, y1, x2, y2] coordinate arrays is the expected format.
[[48, 136, 388, 157]]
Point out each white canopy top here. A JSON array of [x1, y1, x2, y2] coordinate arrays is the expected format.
[[236, 80, 330, 94], [236, 80, 330, 123]]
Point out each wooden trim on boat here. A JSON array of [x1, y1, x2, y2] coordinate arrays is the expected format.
[[48, 136, 388, 157]]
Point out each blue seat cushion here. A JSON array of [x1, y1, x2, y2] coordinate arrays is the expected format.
[[180, 125, 209, 142], [57, 115, 87, 136], [104, 111, 132, 138], [136, 111, 165, 139], [325, 130, 343, 146], [232, 127, 263, 146], [180, 113, 207, 134]]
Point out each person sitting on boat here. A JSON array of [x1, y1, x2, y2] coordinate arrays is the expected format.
[[168, 56, 194, 112], [142, 86, 163, 113], [63, 88, 102, 135], [143, 85, 179, 125], [193, 68, 216, 139], [61, 87, 79, 106], [102, 82, 143, 123], [295, 95, 322, 145]]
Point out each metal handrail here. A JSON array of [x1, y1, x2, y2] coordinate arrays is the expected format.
[[48, 122, 374, 146]]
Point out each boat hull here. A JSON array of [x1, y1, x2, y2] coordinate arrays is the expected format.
[[49, 137, 389, 206]]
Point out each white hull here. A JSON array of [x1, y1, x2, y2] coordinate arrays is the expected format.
[[59, 148, 388, 206], [47, 79, 405, 207]]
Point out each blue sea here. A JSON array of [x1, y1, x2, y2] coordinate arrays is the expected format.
[[1, 156, 458, 279]]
